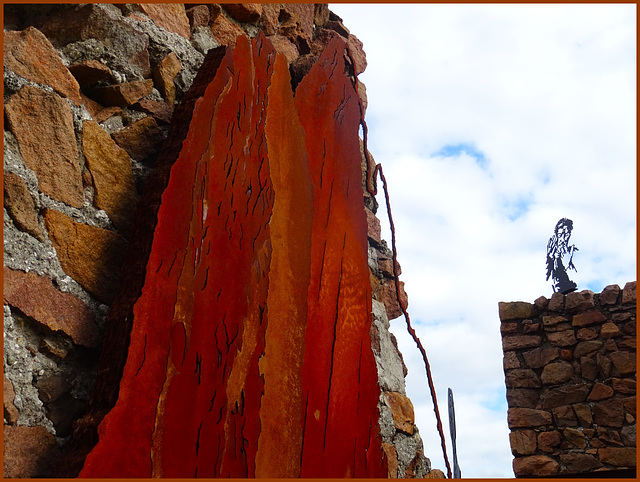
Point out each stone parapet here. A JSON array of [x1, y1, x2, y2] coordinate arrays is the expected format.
[[500, 282, 636, 477]]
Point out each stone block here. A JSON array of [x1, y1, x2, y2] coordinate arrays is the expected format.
[[3, 425, 62, 477], [505, 369, 541, 388], [609, 351, 636, 376], [88, 79, 154, 107], [548, 292, 565, 311], [599, 284, 620, 305], [542, 315, 568, 327], [31, 4, 151, 79], [593, 399, 624, 428], [622, 281, 636, 304], [547, 330, 577, 347], [587, 382, 614, 401], [281, 4, 315, 41], [572, 309, 607, 327], [223, 3, 263, 24], [563, 427, 587, 449], [622, 396, 636, 417], [605, 337, 618, 352], [376, 279, 408, 321], [534, 295, 548, 312], [260, 3, 280, 36], [68, 59, 114, 88], [82, 121, 138, 237], [565, 290, 595, 312], [621, 320, 636, 336], [580, 355, 598, 380], [572, 403, 593, 425], [347, 34, 367, 75], [508, 408, 552, 428], [506, 388, 540, 409], [541, 361, 574, 385], [43, 208, 127, 304], [4, 376, 19, 424], [153, 52, 183, 105], [139, 3, 190, 39], [425, 469, 446, 478], [210, 13, 245, 45], [561, 348, 574, 361], [503, 351, 520, 370], [597, 426, 624, 447], [4, 26, 82, 104], [111, 115, 166, 162], [384, 392, 415, 435], [559, 453, 601, 473], [522, 321, 541, 334], [134, 98, 174, 124], [618, 336, 636, 350], [551, 404, 577, 426], [3, 172, 44, 241], [621, 425, 636, 447], [5, 86, 84, 208], [502, 335, 542, 351], [537, 430, 562, 453], [597, 353, 612, 378], [542, 384, 589, 409], [186, 6, 210, 32], [598, 447, 636, 467], [522, 347, 559, 369], [573, 340, 603, 357], [382, 443, 398, 478], [500, 322, 519, 334], [35, 373, 71, 404], [268, 34, 300, 65], [513, 455, 559, 477], [3, 267, 100, 348], [612, 378, 636, 395], [94, 106, 125, 124], [577, 327, 598, 340], [509, 429, 537, 455], [498, 301, 535, 321]]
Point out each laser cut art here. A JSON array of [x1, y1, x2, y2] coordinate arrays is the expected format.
[[67, 33, 386, 478], [546, 217, 578, 294]]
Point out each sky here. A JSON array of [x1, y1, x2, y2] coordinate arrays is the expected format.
[[331, 3, 636, 478]]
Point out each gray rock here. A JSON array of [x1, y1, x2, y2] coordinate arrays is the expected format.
[[372, 299, 406, 394], [122, 14, 205, 102], [378, 395, 396, 441], [191, 26, 220, 55], [4, 306, 56, 433], [394, 430, 430, 478]]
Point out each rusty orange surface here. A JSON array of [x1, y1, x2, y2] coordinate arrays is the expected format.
[[79, 33, 386, 478]]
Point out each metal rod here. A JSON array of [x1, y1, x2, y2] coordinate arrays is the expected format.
[[448, 388, 461, 478]]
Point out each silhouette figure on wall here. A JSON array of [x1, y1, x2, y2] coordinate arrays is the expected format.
[[546, 218, 578, 294]]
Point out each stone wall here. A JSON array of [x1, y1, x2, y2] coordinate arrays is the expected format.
[[499, 282, 636, 477], [3, 3, 433, 477]]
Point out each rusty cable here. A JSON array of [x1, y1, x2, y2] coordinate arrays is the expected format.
[[348, 42, 452, 476], [376, 165, 453, 479]]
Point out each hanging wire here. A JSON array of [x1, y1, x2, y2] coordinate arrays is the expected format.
[[346, 43, 452, 476], [376, 164, 453, 479]]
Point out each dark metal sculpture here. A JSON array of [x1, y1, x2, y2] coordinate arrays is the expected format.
[[546, 218, 578, 294], [447, 388, 461, 479]]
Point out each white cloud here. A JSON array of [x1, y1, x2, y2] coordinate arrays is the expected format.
[[332, 3, 636, 477]]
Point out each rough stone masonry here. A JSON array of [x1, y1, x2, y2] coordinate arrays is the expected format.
[[500, 282, 636, 477], [3, 4, 436, 477]]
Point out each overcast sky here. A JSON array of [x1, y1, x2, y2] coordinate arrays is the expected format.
[[332, 3, 636, 477]]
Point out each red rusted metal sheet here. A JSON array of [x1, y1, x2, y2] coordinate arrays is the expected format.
[[296, 37, 386, 478], [78, 33, 386, 478]]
